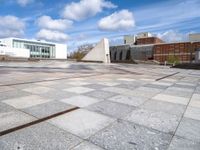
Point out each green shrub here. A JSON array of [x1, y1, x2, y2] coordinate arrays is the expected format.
[[167, 54, 180, 65]]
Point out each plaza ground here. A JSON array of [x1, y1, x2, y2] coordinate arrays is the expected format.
[[0, 61, 200, 150]]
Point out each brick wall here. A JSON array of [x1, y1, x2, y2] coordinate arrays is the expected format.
[[153, 42, 200, 64], [136, 37, 164, 45]]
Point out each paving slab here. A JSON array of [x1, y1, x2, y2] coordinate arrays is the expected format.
[[175, 117, 200, 142], [146, 83, 169, 89], [114, 83, 139, 90], [140, 100, 186, 116], [184, 106, 200, 121], [189, 94, 200, 108], [168, 136, 200, 150], [0, 102, 15, 113], [0, 86, 15, 93], [48, 109, 115, 139], [84, 84, 109, 90], [125, 108, 181, 134], [152, 94, 190, 105], [173, 83, 196, 90], [162, 89, 193, 98], [89, 120, 172, 150], [129, 87, 162, 98], [0, 90, 30, 101], [64, 87, 94, 94], [34, 81, 58, 86], [102, 87, 133, 96], [86, 100, 134, 118], [0, 110, 36, 132], [98, 82, 120, 86], [166, 86, 194, 93], [84, 90, 116, 99], [72, 141, 104, 150], [0, 122, 82, 150], [151, 81, 174, 86], [117, 78, 136, 82], [22, 86, 54, 94], [109, 95, 148, 107], [38, 90, 76, 100], [2, 95, 51, 109], [23, 101, 74, 118], [60, 95, 101, 107], [67, 81, 91, 86]]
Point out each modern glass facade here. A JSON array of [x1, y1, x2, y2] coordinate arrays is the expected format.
[[12, 40, 56, 58]]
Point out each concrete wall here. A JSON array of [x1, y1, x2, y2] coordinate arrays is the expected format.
[[82, 38, 110, 63], [55, 44, 67, 59], [124, 35, 136, 45], [0, 38, 13, 47], [195, 49, 200, 63], [189, 34, 200, 42], [110, 45, 153, 62], [0, 46, 30, 58]]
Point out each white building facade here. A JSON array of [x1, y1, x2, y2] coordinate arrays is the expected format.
[[0, 38, 67, 59]]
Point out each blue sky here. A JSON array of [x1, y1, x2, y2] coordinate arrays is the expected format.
[[0, 0, 200, 52]]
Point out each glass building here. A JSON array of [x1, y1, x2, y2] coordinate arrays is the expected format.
[[12, 39, 56, 58], [0, 37, 67, 59]]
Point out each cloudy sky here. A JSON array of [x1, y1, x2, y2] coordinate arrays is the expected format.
[[0, 0, 200, 52]]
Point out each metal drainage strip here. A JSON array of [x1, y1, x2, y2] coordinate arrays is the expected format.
[[155, 72, 179, 81], [0, 107, 79, 136]]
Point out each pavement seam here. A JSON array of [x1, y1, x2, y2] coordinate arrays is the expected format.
[[166, 76, 198, 150], [0, 106, 79, 136]]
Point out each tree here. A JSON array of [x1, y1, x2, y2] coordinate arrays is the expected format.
[[69, 44, 94, 60]]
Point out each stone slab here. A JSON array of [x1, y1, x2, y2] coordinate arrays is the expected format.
[[98, 82, 120, 86], [22, 86, 53, 94], [48, 109, 115, 139], [64, 87, 94, 94], [152, 94, 190, 105], [86, 100, 134, 118], [0, 122, 82, 150], [72, 141, 104, 150], [175, 117, 200, 142], [84, 90, 116, 99], [125, 108, 181, 134], [0, 90, 30, 101], [60, 95, 101, 107], [0, 110, 36, 132], [23, 101, 74, 118], [109, 95, 148, 107], [168, 136, 200, 150], [184, 106, 200, 121], [89, 120, 172, 150], [84, 84, 109, 90], [67, 81, 91, 86], [3, 95, 51, 109], [141, 100, 186, 116], [0, 102, 15, 113]]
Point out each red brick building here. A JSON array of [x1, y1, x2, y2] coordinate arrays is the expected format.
[[136, 37, 165, 45], [153, 42, 200, 63]]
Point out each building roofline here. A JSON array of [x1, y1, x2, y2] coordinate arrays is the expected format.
[[153, 41, 199, 45], [0, 37, 66, 45]]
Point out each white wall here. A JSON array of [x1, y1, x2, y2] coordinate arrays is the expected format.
[[189, 34, 200, 42], [82, 38, 110, 63], [55, 44, 67, 59], [0, 46, 30, 58], [0, 38, 13, 47]]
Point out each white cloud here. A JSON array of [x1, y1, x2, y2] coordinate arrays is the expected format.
[[61, 0, 117, 21], [36, 29, 69, 43], [157, 30, 188, 42], [37, 16, 72, 31], [0, 15, 25, 38], [98, 10, 135, 31], [16, 0, 33, 7]]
